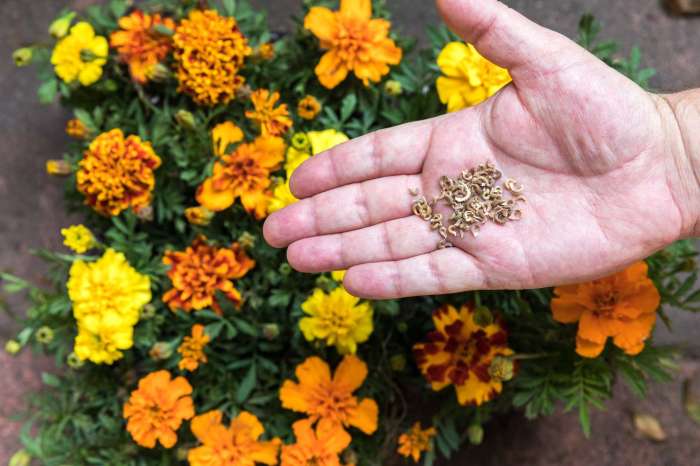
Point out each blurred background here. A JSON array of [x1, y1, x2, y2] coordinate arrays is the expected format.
[[1, 0, 699, 464]]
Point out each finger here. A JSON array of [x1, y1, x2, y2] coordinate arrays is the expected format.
[[263, 174, 422, 248], [436, 0, 575, 75], [286, 216, 439, 273], [342, 248, 487, 299], [289, 118, 437, 199]]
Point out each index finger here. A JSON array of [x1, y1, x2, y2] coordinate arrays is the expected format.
[[289, 118, 438, 199]]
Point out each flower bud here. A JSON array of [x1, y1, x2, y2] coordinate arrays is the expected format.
[[147, 62, 172, 82], [262, 323, 280, 340], [66, 118, 88, 139], [342, 449, 358, 466], [254, 43, 275, 60], [102, 79, 119, 92], [248, 295, 264, 310], [152, 24, 174, 37], [238, 231, 256, 250], [8, 449, 32, 466], [140, 304, 157, 320], [384, 79, 403, 96], [467, 424, 484, 445], [291, 132, 311, 151], [390, 354, 406, 372], [13, 47, 33, 67], [46, 159, 72, 176], [149, 342, 173, 361], [397, 322, 408, 333], [236, 84, 253, 101], [67, 352, 85, 368], [176, 447, 189, 461], [473, 305, 494, 327], [488, 355, 515, 382], [185, 206, 214, 226], [278, 263, 292, 276], [49, 11, 76, 39], [315, 275, 334, 293], [175, 110, 197, 130], [135, 204, 154, 221], [4, 339, 21, 355], [35, 326, 55, 344]]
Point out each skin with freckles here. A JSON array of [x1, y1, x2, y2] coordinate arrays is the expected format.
[[263, 0, 700, 300]]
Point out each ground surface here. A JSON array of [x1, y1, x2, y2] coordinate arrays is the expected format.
[[1, 0, 699, 464]]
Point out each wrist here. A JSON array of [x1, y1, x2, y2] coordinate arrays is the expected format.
[[654, 89, 700, 238]]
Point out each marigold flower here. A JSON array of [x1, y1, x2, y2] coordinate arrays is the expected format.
[[61, 224, 95, 253], [149, 342, 174, 361], [255, 42, 275, 60], [51, 22, 108, 86], [436, 42, 511, 112], [173, 9, 251, 106], [196, 135, 285, 219], [66, 118, 88, 139], [268, 180, 298, 214], [76, 129, 161, 216], [178, 324, 210, 371], [397, 422, 437, 462], [299, 287, 373, 355], [331, 270, 346, 282], [307, 129, 349, 155], [123, 370, 195, 449], [413, 304, 513, 406], [110, 10, 175, 84], [279, 355, 378, 435], [185, 206, 214, 226], [74, 311, 135, 364], [211, 121, 244, 157], [281, 419, 351, 466], [297, 95, 322, 120], [46, 159, 72, 176], [162, 235, 255, 314], [285, 146, 311, 176], [304, 0, 402, 89], [188, 410, 280, 466], [246, 89, 293, 137], [551, 261, 660, 358]]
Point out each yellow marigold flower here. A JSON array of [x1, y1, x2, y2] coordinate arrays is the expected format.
[[297, 95, 322, 120], [280, 355, 378, 435], [68, 248, 151, 328], [308, 129, 349, 155], [46, 159, 72, 176], [123, 370, 195, 449], [74, 312, 134, 364], [268, 180, 298, 214], [61, 224, 95, 253], [280, 419, 351, 466], [211, 121, 244, 157], [110, 10, 175, 84], [551, 261, 660, 358], [246, 89, 293, 137], [285, 146, 311, 177], [397, 422, 437, 462], [76, 129, 162, 216], [162, 235, 255, 314], [51, 22, 108, 86], [300, 287, 373, 355], [331, 270, 346, 282], [413, 304, 513, 406], [436, 42, 511, 112], [184, 206, 214, 226], [173, 9, 251, 106], [66, 118, 88, 139], [188, 410, 280, 466], [178, 324, 210, 371], [196, 135, 285, 219], [304, 0, 402, 89]]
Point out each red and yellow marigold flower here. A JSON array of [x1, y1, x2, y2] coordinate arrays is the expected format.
[[162, 235, 255, 314], [246, 89, 293, 137], [123, 370, 195, 448], [413, 304, 513, 406], [173, 9, 251, 106], [297, 95, 322, 120], [110, 10, 175, 84], [76, 129, 161, 216], [280, 419, 351, 466], [196, 135, 285, 219], [304, 0, 402, 89], [212, 121, 244, 157], [188, 410, 280, 466], [178, 324, 210, 371], [551, 261, 660, 358], [279, 355, 378, 435], [397, 422, 437, 462], [66, 118, 88, 139]]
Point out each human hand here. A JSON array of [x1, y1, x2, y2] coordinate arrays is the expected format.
[[263, 0, 700, 299]]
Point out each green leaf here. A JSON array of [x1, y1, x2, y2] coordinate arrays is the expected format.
[[340, 93, 358, 122], [37, 79, 58, 104], [41, 372, 61, 388], [236, 362, 257, 403]]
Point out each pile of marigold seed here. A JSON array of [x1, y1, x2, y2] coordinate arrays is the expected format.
[[411, 161, 525, 248]]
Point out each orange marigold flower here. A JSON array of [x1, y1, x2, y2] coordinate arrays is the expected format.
[[163, 235, 255, 314], [211, 121, 245, 157], [304, 0, 402, 89], [397, 422, 437, 462], [246, 89, 293, 137], [123, 370, 195, 449], [280, 419, 351, 466], [66, 118, 88, 139], [196, 135, 285, 219], [255, 42, 275, 60], [110, 10, 175, 84], [551, 261, 660, 358], [173, 9, 251, 106], [413, 304, 513, 406], [297, 95, 322, 120], [188, 410, 280, 466], [76, 129, 161, 216], [279, 355, 378, 435], [178, 324, 210, 371]]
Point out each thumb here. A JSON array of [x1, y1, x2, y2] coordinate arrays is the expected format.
[[436, 0, 576, 77]]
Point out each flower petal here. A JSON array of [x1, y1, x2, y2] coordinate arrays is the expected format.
[[346, 397, 378, 434], [333, 355, 368, 392]]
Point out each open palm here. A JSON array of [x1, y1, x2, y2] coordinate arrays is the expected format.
[[263, 0, 696, 299]]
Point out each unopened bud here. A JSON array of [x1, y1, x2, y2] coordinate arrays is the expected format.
[[135, 204, 154, 221], [254, 43, 275, 60], [149, 342, 173, 361], [36, 326, 55, 344], [175, 110, 197, 130], [342, 449, 358, 466], [389, 354, 406, 372], [397, 322, 408, 333], [140, 304, 157, 320], [102, 79, 119, 92], [152, 24, 174, 37], [13, 47, 33, 67], [467, 424, 484, 445], [384, 79, 403, 96], [315, 275, 334, 293], [236, 84, 253, 101], [8, 449, 32, 466], [49, 11, 76, 39], [66, 118, 89, 139], [238, 231, 256, 250], [291, 132, 311, 151], [46, 159, 72, 176], [5, 339, 21, 355], [67, 352, 85, 368], [185, 206, 214, 226], [278, 263, 292, 276], [473, 305, 494, 327], [147, 63, 172, 82], [262, 323, 280, 340], [488, 355, 515, 382]]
